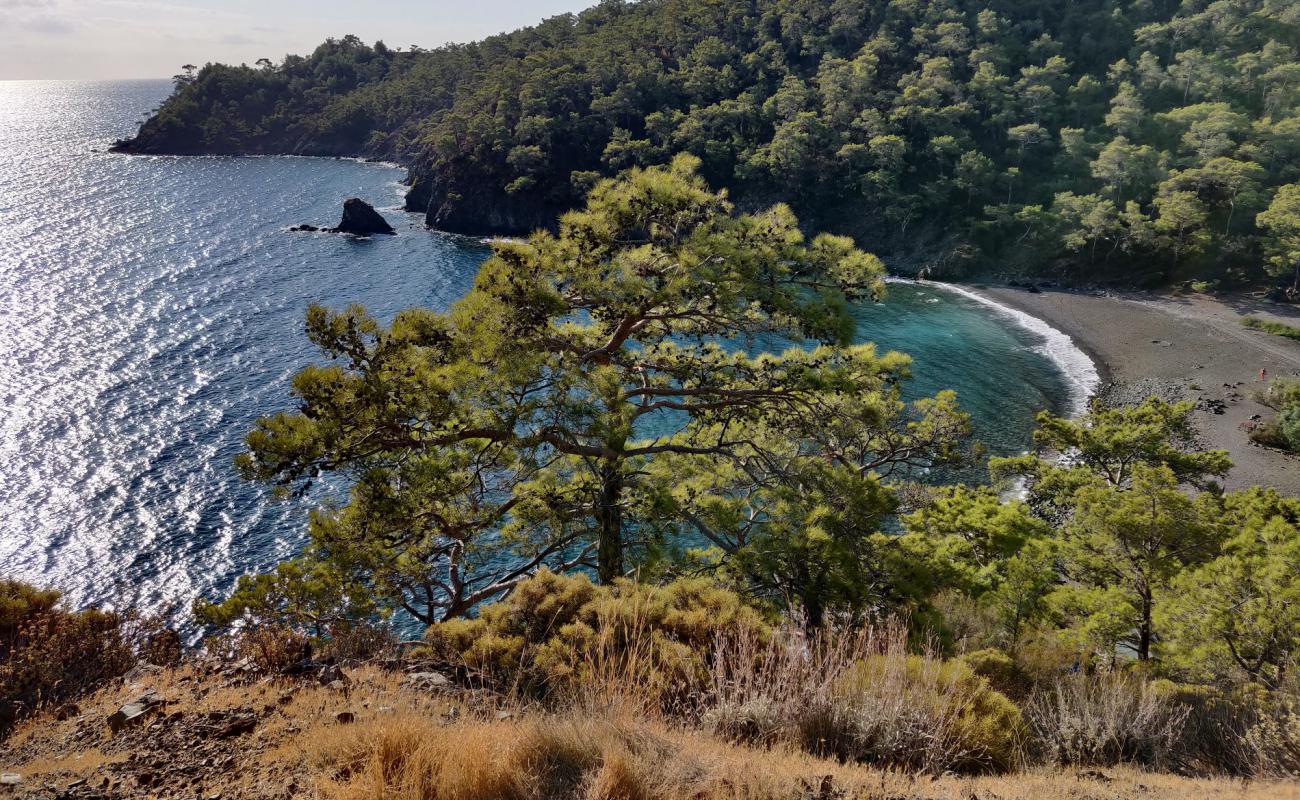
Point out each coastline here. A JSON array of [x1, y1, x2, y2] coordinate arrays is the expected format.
[[923, 281, 1102, 418], [964, 284, 1300, 496]]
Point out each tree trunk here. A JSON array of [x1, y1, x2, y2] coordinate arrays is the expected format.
[[1138, 593, 1153, 661], [802, 592, 825, 632], [596, 464, 624, 584]]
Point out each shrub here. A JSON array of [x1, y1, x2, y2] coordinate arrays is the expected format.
[[317, 621, 396, 662], [423, 570, 771, 707], [1249, 379, 1300, 452], [959, 648, 1033, 701], [833, 654, 1025, 773], [1245, 683, 1300, 777], [206, 624, 311, 672], [1026, 672, 1188, 769], [0, 580, 137, 735], [704, 624, 1024, 774], [1148, 680, 1262, 776]]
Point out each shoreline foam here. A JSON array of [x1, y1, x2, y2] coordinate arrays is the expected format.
[[892, 278, 1102, 418]]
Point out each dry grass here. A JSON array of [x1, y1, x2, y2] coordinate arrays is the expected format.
[[0, 664, 1297, 799], [701, 623, 1026, 774], [301, 710, 1300, 800]]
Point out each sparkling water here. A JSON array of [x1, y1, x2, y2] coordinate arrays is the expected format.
[[0, 79, 1082, 626]]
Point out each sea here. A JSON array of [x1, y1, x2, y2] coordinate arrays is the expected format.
[[0, 79, 1096, 628]]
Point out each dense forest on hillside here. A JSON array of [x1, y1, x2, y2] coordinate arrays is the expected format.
[[117, 0, 1300, 284]]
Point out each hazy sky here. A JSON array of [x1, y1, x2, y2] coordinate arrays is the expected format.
[[0, 0, 592, 80]]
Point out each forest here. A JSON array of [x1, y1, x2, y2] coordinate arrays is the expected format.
[[116, 0, 1300, 286]]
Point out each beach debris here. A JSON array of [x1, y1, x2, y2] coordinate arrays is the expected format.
[[1199, 398, 1227, 415]]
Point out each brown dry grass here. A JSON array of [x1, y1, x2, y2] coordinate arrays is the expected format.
[[297, 706, 1299, 800], [1, 665, 1298, 800]]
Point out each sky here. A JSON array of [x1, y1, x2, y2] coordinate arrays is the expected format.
[[0, 0, 593, 80]]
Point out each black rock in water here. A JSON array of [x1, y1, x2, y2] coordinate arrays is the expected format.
[[333, 198, 395, 236]]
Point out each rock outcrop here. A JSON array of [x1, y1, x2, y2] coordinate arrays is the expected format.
[[333, 198, 395, 236], [290, 199, 398, 237]]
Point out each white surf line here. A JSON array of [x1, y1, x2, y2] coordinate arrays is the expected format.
[[891, 277, 1101, 418]]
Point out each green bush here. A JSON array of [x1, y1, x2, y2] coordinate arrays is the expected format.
[[958, 648, 1033, 702], [423, 570, 771, 706], [833, 655, 1025, 774], [0, 580, 137, 735], [1250, 379, 1300, 452]]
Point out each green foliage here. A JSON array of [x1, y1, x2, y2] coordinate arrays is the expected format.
[[1251, 377, 1300, 451], [835, 654, 1026, 773], [1048, 464, 1225, 661], [993, 397, 1231, 505], [959, 647, 1033, 701], [901, 485, 1048, 597], [422, 569, 771, 703], [1258, 184, 1300, 291], [1163, 489, 1300, 688], [1242, 316, 1300, 342], [211, 157, 967, 630], [985, 398, 1237, 664], [0, 580, 137, 735], [193, 556, 378, 636], [125, 0, 1300, 285]]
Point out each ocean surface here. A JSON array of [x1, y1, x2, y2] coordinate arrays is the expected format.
[[0, 80, 1090, 627]]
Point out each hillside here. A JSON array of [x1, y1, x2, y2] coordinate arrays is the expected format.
[[113, 0, 1300, 286], [1, 660, 1294, 800]]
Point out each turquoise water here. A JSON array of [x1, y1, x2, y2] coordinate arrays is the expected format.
[[0, 80, 1082, 625]]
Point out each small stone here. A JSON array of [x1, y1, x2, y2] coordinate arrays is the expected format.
[[108, 691, 163, 733], [123, 663, 163, 684], [56, 702, 81, 720], [494, 710, 514, 721], [0, 774, 22, 786], [216, 713, 257, 738], [404, 671, 451, 692]]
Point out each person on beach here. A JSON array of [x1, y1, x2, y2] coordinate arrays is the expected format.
[[1261, 368, 1268, 381]]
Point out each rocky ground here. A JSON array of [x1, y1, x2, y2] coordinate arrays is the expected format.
[[1, 657, 1297, 800], [0, 657, 467, 800]]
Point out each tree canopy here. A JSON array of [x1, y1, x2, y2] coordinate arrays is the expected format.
[[121, 0, 1300, 287], [211, 157, 968, 629]]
